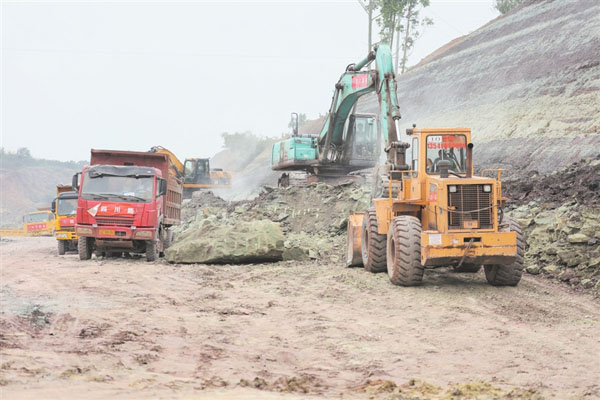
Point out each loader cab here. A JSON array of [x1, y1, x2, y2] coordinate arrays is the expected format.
[[183, 158, 211, 184]]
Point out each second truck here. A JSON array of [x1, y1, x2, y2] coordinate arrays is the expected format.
[[51, 185, 78, 255]]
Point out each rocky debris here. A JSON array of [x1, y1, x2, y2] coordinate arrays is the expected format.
[[165, 217, 284, 264], [167, 183, 371, 264], [508, 201, 599, 294]]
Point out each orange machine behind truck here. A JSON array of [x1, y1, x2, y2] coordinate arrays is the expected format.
[[51, 185, 78, 255], [23, 207, 55, 236]]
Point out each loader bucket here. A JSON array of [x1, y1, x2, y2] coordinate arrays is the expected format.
[[346, 213, 364, 267]]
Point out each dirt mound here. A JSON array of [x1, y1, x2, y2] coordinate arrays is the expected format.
[[171, 183, 371, 264], [503, 155, 600, 208]]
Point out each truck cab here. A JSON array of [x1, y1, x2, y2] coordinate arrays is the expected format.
[[74, 149, 183, 262], [24, 210, 55, 236]]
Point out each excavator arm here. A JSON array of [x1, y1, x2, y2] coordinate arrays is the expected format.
[[318, 44, 401, 164], [149, 146, 185, 180]]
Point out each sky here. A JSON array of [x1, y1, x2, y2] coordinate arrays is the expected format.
[[1, 0, 499, 162]]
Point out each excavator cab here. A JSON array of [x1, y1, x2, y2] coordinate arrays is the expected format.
[[183, 158, 211, 184], [346, 114, 379, 163]]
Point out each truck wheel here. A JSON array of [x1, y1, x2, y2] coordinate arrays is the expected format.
[[146, 240, 158, 262], [387, 216, 424, 286], [361, 208, 387, 273], [78, 236, 93, 260], [57, 240, 66, 255], [484, 216, 524, 286], [453, 263, 481, 273]]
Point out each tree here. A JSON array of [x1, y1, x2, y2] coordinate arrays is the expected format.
[[16, 147, 32, 158], [376, 0, 433, 74], [494, 0, 525, 14]]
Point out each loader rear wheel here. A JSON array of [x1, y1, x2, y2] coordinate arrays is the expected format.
[[57, 240, 66, 255], [78, 236, 93, 260], [453, 263, 481, 273], [146, 240, 158, 262], [484, 216, 524, 286], [361, 208, 387, 273], [387, 216, 424, 286]]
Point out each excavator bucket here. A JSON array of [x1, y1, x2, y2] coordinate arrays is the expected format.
[[346, 213, 364, 267]]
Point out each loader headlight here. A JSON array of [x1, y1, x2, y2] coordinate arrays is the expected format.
[[449, 185, 457, 193], [483, 184, 492, 193]]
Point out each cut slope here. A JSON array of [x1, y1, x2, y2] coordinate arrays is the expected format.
[[360, 0, 600, 173]]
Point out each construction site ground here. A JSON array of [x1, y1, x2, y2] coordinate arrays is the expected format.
[[1, 237, 599, 399]]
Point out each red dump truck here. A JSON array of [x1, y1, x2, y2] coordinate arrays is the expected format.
[[73, 149, 183, 261]]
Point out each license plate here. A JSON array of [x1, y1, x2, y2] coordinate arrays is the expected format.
[[463, 220, 479, 229], [99, 229, 115, 236]]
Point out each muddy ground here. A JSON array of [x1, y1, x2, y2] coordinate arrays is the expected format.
[[1, 237, 599, 399]]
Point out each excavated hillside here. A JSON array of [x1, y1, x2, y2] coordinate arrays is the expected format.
[[0, 155, 85, 227], [360, 0, 600, 174]]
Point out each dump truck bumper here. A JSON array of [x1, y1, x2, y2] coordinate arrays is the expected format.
[[421, 231, 517, 267], [76, 225, 156, 241], [55, 230, 77, 240]]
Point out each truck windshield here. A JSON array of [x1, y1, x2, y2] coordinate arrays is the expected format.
[[25, 213, 50, 223], [426, 135, 467, 174], [81, 172, 154, 202], [58, 198, 77, 215]]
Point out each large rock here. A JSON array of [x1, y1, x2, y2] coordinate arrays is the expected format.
[[166, 218, 285, 264]]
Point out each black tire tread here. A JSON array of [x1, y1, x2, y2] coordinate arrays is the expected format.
[[57, 240, 66, 255], [78, 236, 92, 260], [361, 208, 387, 272], [484, 216, 524, 286], [146, 240, 158, 262], [387, 216, 424, 286]]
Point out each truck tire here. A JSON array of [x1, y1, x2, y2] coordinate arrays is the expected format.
[[453, 263, 481, 273], [78, 236, 92, 260], [387, 216, 424, 286], [163, 229, 173, 249], [146, 240, 158, 262], [57, 240, 66, 255], [484, 216, 524, 286], [361, 208, 387, 273]]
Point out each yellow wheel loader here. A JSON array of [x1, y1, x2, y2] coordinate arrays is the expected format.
[[347, 128, 523, 286]]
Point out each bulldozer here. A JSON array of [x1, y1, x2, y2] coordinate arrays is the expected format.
[[149, 147, 232, 198], [347, 127, 524, 286]]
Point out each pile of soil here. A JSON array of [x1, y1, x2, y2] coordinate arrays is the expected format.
[[503, 155, 600, 208], [171, 182, 371, 264]]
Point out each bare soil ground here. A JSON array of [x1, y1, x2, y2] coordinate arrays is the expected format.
[[1, 237, 599, 399]]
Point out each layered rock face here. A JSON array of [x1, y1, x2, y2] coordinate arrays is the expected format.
[[360, 0, 600, 173]]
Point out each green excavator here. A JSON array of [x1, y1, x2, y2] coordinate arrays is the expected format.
[[271, 44, 401, 186]]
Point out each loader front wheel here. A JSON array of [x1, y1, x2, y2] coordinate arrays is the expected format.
[[57, 240, 66, 255], [387, 216, 424, 286], [361, 208, 387, 273], [78, 236, 93, 260], [484, 216, 524, 286]]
